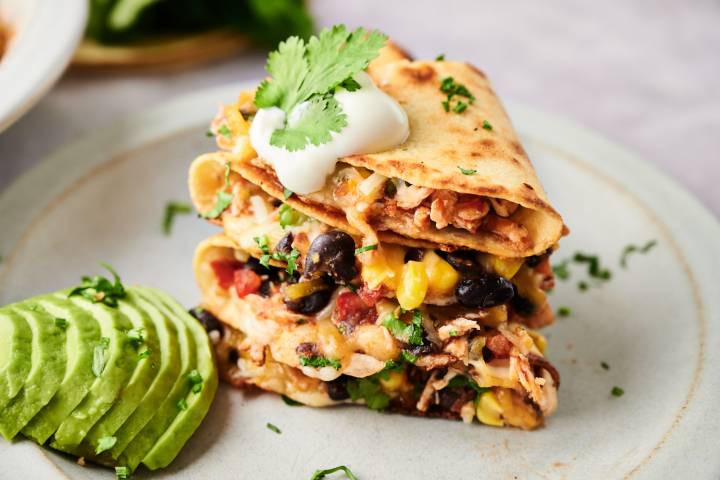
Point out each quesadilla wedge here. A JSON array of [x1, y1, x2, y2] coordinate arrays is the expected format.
[[189, 153, 559, 329], [192, 234, 559, 429], [207, 40, 565, 257]]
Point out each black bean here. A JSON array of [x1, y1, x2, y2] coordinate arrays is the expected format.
[[455, 275, 515, 309], [284, 289, 332, 314], [189, 307, 223, 334], [326, 376, 350, 400], [304, 230, 358, 283], [227, 349, 239, 365], [259, 279, 273, 297], [404, 248, 424, 262], [275, 233, 294, 254], [438, 250, 479, 274], [482, 346, 494, 363], [510, 285, 536, 316]]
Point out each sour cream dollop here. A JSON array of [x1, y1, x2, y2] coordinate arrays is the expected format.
[[249, 71, 409, 194]]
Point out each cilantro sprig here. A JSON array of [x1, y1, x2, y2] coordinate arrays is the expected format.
[[255, 25, 387, 151], [382, 310, 424, 346], [299, 355, 342, 370], [440, 76, 475, 113], [69, 263, 126, 308], [310, 466, 359, 480], [162, 201, 192, 235], [201, 161, 233, 219]]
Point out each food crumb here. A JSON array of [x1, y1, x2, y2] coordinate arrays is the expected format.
[[76, 457, 85, 466]]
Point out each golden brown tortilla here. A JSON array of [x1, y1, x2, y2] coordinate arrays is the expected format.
[[225, 53, 564, 257]]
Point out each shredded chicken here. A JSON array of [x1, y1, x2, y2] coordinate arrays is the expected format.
[[395, 184, 433, 209], [416, 371, 440, 412], [489, 198, 520, 217], [429, 190, 457, 229], [413, 206, 431, 229], [415, 353, 455, 370], [437, 317, 481, 340], [452, 197, 490, 232], [483, 214, 530, 244], [443, 337, 469, 364]]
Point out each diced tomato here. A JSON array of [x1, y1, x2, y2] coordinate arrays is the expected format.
[[233, 269, 262, 298], [334, 291, 377, 327], [357, 285, 387, 306], [211, 259, 243, 289]]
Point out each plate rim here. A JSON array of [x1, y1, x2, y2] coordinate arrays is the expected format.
[[0, 83, 719, 479]]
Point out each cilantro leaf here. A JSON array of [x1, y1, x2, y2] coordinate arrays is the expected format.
[[446, 375, 489, 395], [270, 95, 347, 151], [162, 201, 192, 235], [382, 311, 424, 346], [299, 355, 342, 370], [346, 377, 390, 411], [69, 263, 126, 308], [281, 394, 303, 406], [310, 465, 359, 480], [266, 422, 282, 434]]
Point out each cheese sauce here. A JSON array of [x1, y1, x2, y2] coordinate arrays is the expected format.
[[249, 71, 409, 194]]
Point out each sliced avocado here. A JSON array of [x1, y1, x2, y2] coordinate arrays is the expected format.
[[0, 307, 32, 412], [0, 301, 66, 440], [106, 289, 181, 459], [117, 290, 196, 471], [70, 289, 163, 458], [51, 296, 136, 450], [141, 287, 218, 470], [22, 294, 102, 444]]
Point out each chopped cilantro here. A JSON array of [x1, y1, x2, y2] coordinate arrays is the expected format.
[[620, 239, 657, 268], [310, 465, 359, 480], [266, 422, 282, 434], [346, 377, 390, 411], [54, 317, 68, 330], [299, 355, 341, 370], [601, 361, 610, 370], [338, 77, 361, 92], [255, 25, 387, 151], [254, 235, 271, 254], [552, 260, 571, 280], [573, 252, 612, 280], [177, 397, 188, 411], [188, 369, 203, 394], [401, 350, 418, 364], [201, 161, 233, 219], [354, 244, 378, 254], [439, 76, 475, 114], [281, 394, 303, 406], [127, 328, 144, 348], [279, 203, 307, 229], [283, 187, 293, 199], [435, 53, 445, 61], [458, 166, 477, 175], [382, 311, 424, 346], [482, 119, 493, 130], [446, 375, 489, 395], [138, 349, 151, 360], [271, 248, 301, 275], [557, 306, 571, 317], [578, 281, 589, 291], [611, 386, 624, 397], [69, 263, 126, 308], [448, 328, 459, 337], [115, 466, 130, 479], [218, 124, 232, 138], [162, 201, 192, 235], [205, 129, 214, 138], [95, 436, 116, 454], [92, 337, 111, 377]]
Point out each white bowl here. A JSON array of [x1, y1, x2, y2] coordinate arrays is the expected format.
[[0, 0, 87, 133]]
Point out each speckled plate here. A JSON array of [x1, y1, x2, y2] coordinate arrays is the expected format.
[[0, 84, 718, 480]]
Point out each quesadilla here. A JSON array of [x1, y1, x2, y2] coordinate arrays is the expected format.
[[207, 43, 565, 257], [192, 234, 559, 429]]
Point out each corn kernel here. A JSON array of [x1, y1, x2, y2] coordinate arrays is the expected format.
[[484, 305, 508, 326], [224, 104, 249, 136], [495, 388, 541, 429], [476, 391, 504, 427], [513, 265, 546, 307], [490, 256, 524, 279], [422, 250, 460, 297], [528, 331, 547, 354], [379, 370, 406, 392], [361, 244, 406, 290], [396, 261, 428, 310]]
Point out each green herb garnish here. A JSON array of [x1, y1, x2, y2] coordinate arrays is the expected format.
[[578, 281, 589, 291], [279, 203, 308, 229], [95, 436, 117, 454], [138, 349, 151, 360], [271, 248, 302, 275], [255, 25, 387, 151], [92, 337, 111, 377], [439, 76, 475, 113], [299, 355, 342, 370], [620, 240, 657, 268], [281, 394, 303, 406], [127, 328, 144, 348], [254, 235, 272, 268], [69, 263, 126, 308], [573, 252, 612, 280], [552, 260, 571, 280], [458, 166, 477, 175], [346, 377, 390, 411], [611, 386, 624, 397], [435, 53, 445, 61], [601, 361, 610, 370], [354, 244, 378, 254], [188, 369, 203, 394], [266, 422, 282, 434], [201, 161, 233, 219], [382, 311, 424, 346], [446, 375, 490, 395], [218, 124, 232, 138], [205, 129, 214, 138], [557, 306, 571, 317], [448, 328, 459, 337], [54, 317, 68, 330], [162, 201, 192, 235], [401, 350, 418, 363], [310, 465, 359, 480], [177, 397, 188, 411], [482, 119, 493, 130], [115, 466, 130, 479]]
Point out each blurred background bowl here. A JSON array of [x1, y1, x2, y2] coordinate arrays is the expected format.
[[0, 0, 87, 133]]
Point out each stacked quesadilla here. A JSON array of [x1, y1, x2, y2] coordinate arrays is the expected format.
[[188, 27, 565, 429]]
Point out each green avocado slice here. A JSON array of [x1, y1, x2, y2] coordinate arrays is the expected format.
[[74, 289, 162, 456], [0, 301, 67, 440], [0, 307, 32, 412], [22, 295, 102, 444], [141, 287, 218, 470], [116, 290, 196, 471], [105, 288, 181, 459], [51, 296, 136, 449]]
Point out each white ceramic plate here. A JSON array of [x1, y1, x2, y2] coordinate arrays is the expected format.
[[0, 84, 719, 480], [0, 0, 87, 133]]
